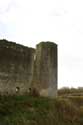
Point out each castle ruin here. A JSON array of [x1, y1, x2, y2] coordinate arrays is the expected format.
[[0, 39, 57, 97]]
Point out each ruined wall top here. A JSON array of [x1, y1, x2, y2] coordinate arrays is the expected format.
[[37, 41, 57, 47], [0, 39, 35, 53]]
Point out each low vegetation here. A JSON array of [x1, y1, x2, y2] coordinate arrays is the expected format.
[[0, 89, 83, 125], [58, 87, 83, 97]]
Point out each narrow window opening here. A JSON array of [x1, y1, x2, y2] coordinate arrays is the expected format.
[[16, 87, 20, 93], [34, 55, 36, 61]]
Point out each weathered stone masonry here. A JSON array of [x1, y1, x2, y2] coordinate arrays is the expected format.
[[31, 42, 57, 97], [0, 39, 57, 97]]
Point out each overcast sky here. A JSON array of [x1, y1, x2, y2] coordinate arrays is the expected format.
[[0, 0, 83, 88]]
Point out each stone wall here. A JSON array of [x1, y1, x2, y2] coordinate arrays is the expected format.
[[0, 39, 35, 95], [0, 40, 57, 97]]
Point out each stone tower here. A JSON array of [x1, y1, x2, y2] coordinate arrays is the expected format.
[[31, 42, 57, 97]]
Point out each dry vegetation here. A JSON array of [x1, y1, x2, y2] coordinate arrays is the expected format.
[[0, 88, 83, 125]]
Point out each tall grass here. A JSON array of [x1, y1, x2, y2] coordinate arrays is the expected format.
[[0, 95, 82, 125]]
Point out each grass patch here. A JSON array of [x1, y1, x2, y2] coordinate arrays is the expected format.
[[0, 95, 82, 125]]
